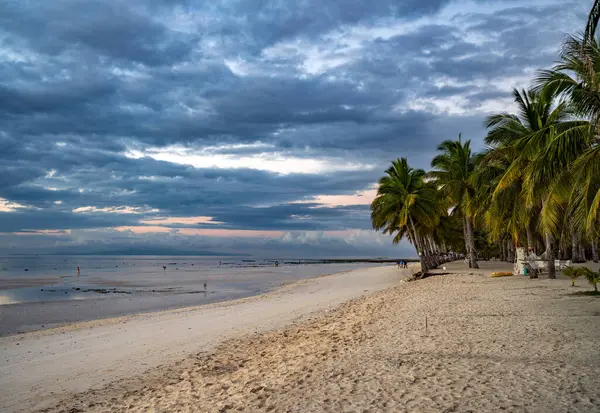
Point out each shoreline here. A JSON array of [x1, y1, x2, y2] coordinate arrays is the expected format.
[[0, 264, 410, 413], [0, 262, 392, 336]]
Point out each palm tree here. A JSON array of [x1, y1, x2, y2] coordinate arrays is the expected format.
[[429, 134, 479, 268], [370, 158, 440, 273], [483, 88, 587, 278], [534, 28, 600, 267], [581, 267, 600, 292], [472, 145, 534, 258], [563, 266, 582, 287], [585, 0, 600, 43]]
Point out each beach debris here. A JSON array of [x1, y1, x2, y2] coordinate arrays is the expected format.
[[490, 272, 513, 277], [81, 288, 132, 294], [24, 269, 29, 271]]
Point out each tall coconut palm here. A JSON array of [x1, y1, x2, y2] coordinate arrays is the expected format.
[[428, 134, 479, 268], [534, 31, 600, 266], [370, 158, 440, 273], [472, 144, 535, 256], [483, 87, 586, 278], [429, 134, 479, 268]]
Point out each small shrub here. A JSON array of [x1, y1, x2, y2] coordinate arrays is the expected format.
[[563, 266, 582, 287], [580, 267, 600, 292]]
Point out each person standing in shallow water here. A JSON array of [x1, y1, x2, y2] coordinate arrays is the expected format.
[[76, 266, 80, 276]]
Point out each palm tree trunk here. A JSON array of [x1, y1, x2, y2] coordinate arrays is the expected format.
[[465, 217, 479, 269], [462, 217, 471, 268], [579, 244, 587, 262], [526, 226, 535, 254], [592, 238, 599, 263], [500, 240, 506, 261], [571, 232, 580, 262], [507, 240, 515, 263], [408, 216, 428, 273], [559, 243, 565, 260], [545, 232, 556, 279], [428, 238, 440, 267]]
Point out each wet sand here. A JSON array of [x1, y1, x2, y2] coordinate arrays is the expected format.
[[0, 262, 386, 335]]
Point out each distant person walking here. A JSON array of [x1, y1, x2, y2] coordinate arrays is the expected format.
[[76, 266, 80, 276]]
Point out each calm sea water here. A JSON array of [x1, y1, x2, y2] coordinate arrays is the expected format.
[[0, 255, 388, 334]]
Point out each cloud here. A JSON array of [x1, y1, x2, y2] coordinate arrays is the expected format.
[[0, 0, 590, 255]]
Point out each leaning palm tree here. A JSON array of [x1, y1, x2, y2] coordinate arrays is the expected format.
[[429, 134, 479, 268], [370, 158, 440, 273]]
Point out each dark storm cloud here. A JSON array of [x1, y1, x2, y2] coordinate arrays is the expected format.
[[0, 0, 590, 253], [212, 0, 452, 53], [0, 209, 137, 232], [0, 1, 194, 66]]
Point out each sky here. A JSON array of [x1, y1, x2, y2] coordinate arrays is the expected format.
[[0, 0, 590, 257]]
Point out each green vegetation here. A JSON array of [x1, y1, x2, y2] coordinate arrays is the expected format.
[[371, 1, 600, 276], [563, 266, 582, 287], [581, 267, 600, 292]]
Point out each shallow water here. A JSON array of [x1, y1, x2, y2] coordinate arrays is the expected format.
[[0, 255, 387, 335]]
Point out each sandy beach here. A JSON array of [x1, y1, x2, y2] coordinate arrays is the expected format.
[[2, 261, 600, 412], [0, 265, 405, 412]]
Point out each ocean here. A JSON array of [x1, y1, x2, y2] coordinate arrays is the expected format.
[[0, 255, 388, 335]]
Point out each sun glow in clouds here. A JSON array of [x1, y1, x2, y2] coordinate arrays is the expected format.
[[0, 198, 32, 212], [139, 216, 224, 225], [291, 187, 377, 208], [124, 144, 374, 175]]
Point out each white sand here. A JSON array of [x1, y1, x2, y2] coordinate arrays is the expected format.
[[0, 265, 405, 413]]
